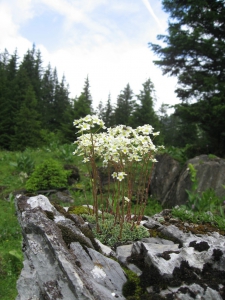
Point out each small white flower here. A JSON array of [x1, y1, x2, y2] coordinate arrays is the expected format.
[[152, 131, 160, 136], [83, 115, 91, 122], [112, 172, 117, 179], [151, 158, 158, 163], [83, 157, 90, 163], [124, 196, 130, 202], [117, 172, 127, 181]]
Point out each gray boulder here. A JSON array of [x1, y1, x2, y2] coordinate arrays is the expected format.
[[150, 153, 181, 205], [116, 212, 225, 300], [150, 154, 225, 207], [15, 194, 126, 300], [15, 194, 225, 300]]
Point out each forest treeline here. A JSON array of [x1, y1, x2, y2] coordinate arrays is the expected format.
[[0, 43, 223, 158], [0, 46, 188, 152], [1, 0, 225, 160]]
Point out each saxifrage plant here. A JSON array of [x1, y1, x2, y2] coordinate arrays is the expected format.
[[73, 114, 163, 238]]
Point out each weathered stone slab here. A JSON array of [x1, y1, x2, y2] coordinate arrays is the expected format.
[[15, 194, 126, 300], [150, 154, 225, 207], [15, 195, 225, 299], [71, 242, 126, 299]]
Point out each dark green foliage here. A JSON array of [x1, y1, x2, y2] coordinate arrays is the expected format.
[[131, 79, 159, 128], [158, 104, 201, 151], [0, 50, 18, 150], [131, 79, 162, 143], [122, 268, 142, 299], [11, 85, 42, 151], [162, 146, 188, 165], [0, 46, 75, 149], [149, 0, 225, 156], [114, 83, 134, 125], [25, 159, 69, 191], [74, 76, 93, 119], [97, 94, 115, 127]]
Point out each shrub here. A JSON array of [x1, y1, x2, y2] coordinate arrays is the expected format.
[[25, 159, 69, 191]]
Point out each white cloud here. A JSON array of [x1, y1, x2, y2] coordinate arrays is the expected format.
[[141, 0, 165, 31], [46, 39, 177, 111], [0, 0, 179, 113], [40, 0, 85, 23], [0, 1, 33, 54]]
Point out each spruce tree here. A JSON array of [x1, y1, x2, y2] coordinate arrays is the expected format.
[[12, 85, 41, 151], [114, 83, 134, 125], [74, 76, 93, 119], [131, 79, 160, 130], [0, 50, 19, 149], [149, 0, 225, 155], [0, 50, 10, 149], [102, 93, 115, 127]]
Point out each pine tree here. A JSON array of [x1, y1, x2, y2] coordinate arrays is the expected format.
[[149, 0, 225, 155], [114, 83, 134, 125], [102, 93, 115, 127], [12, 85, 41, 151], [96, 100, 105, 120], [131, 79, 160, 130], [40, 64, 55, 131], [0, 50, 10, 149], [0, 50, 19, 149], [74, 76, 93, 119]]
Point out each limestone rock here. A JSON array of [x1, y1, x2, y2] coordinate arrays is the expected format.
[[150, 154, 225, 207], [15, 194, 126, 300], [150, 153, 181, 204], [15, 194, 225, 299], [119, 212, 225, 299]]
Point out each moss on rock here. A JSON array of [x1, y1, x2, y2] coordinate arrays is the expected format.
[[68, 205, 92, 215], [57, 224, 92, 249]]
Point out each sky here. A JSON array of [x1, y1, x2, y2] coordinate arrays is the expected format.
[[0, 0, 179, 112]]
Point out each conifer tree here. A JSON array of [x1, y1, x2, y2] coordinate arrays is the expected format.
[[102, 93, 115, 127], [114, 83, 134, 125], [0, 50, 20, 149], [149, 0, 225, 155], [12, 85, 41, 151], [131, 79, 160, 129], [0, 50, 10, 149], [40, 64, 55, 131], [74, 76, 93, 119]]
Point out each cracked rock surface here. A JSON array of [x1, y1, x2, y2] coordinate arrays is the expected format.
[[16, 195, 225, 300], [15, 194, 126, 300]]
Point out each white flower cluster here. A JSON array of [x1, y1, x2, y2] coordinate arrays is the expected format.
[[73, 114, 106, 133], [73, 116, 164, 180], [112, 171, 127, 181]]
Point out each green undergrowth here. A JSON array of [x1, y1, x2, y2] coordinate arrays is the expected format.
[[81, 213, 150, 247], [25, 159, 70, 191], [0, 198, 23, 300], [172, 206, 225, 230], [1, 145, 225, 299]]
